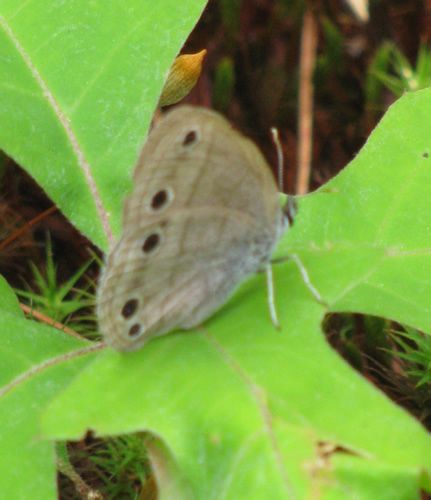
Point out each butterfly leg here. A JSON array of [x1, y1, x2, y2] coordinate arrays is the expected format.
[[290, 254, 326, 304], [265, 263, 280, 329], [270, 254, 327, 306]]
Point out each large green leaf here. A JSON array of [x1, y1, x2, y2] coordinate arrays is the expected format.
[[0, 0, 207, 249], [0, 277, 93, 499], [285, 90, 431, 331], [41, 89, 431, 497]]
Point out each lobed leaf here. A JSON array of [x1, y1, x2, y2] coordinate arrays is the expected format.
[[1, 1, 431, 498]]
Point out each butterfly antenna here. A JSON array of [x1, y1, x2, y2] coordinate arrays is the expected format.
[[271, 127, 284, 193]]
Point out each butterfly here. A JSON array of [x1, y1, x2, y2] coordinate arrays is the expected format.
[[98, 106, 286, 351]]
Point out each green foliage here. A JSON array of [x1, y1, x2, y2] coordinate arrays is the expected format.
[[219, 0, 241, 36], [213, 57, 235, 113], [0, 1, 431, 499], [371, 42, 431, 97], [15, 235, 96, 332], [389, 326, 431, 388], [316, 17, 345, 77], [365, 42, 393, 115], [62, 435, 150, 498]]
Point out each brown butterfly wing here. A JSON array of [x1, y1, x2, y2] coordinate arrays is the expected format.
[[98, 106, 282, 351]]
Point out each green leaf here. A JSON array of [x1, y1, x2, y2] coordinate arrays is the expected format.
[[0, 275, 23, 316], [286, 90, 431, 332], [0, 0, 208, 250], [40, 89, 431, 498], [0, 276, 95, 499]]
